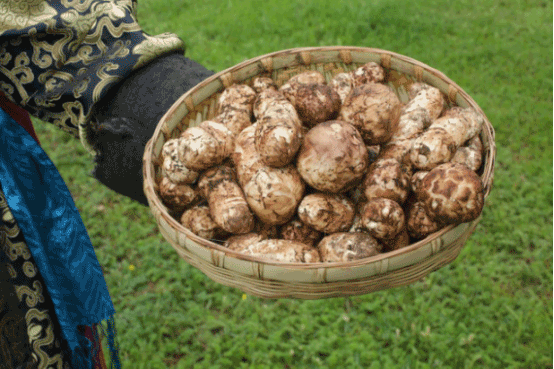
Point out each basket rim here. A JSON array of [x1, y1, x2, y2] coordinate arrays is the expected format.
[[143, 45, 495, 271]]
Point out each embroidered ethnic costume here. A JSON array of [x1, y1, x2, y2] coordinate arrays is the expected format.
[[0, 1, 186, 367]]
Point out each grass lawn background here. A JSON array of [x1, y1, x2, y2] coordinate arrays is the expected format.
[[33, 0, 552, 368]]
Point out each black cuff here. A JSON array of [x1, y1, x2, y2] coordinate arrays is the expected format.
[[90, 52, 214, 205]]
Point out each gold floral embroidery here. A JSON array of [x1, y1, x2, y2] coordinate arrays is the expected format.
[[133, 33, 185, 70], [27, 308, 65, 368], [16, 280, 45, 308], [4, 239, 31, 260], [22, 260, 37, 278], [1, 186, 70, 368], [0, 1, 58, 37]]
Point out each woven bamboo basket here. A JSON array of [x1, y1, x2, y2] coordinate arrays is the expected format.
[[143, 46, 495, 299]]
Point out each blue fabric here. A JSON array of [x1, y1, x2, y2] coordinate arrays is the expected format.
[[0, 107, 121, 369]]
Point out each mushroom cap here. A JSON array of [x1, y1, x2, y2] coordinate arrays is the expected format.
[[338, 83, 402, 145], [252, 76, 278, 93], [360, 197, 405, 240], [213, 108, 252, 136], [407, 82, 433, 99], [284, 70, 326, 86], [224, 232, 266, 251], [329, 72, 354, 103], [253, 89, 300, 122], [242, 164, 305, 225], [297, 193, 356, 233], [158, 177, 199, 212], [180, 205, 228, 240], [432, 108, 484, 147], [451, 135, 483, 172], [391, 107, 431, 142], [297, 120, 369, 193], [280, 218, 322, 247], [402, 85, 445, 120], [179, 121, 234, 171], [161, 156, 199, 185], [351, 62, 386, 86], [162, 138, 180, 160], [217, 84, 256, 114], [405, 200, 442, 239], [417, 162, 485, 224], [292, 84, 341, 127], [197, 164, 235, 198], [318, 232, 382, 262], [255, 115, 303, 167], [408, 127, 457, 170], [232, 125, 265, 187], [378, 139, 413, 168], [198, 165, 255, 235], [233, 239, 321, 263], [363, 158, 411, 205]]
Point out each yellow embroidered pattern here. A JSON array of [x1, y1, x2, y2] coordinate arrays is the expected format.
[[0, 0, 184, 154]]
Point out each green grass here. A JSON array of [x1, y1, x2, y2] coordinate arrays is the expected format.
[[32, 0, 552, 367]]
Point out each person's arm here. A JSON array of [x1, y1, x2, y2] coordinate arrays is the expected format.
[[90, 52, 214, 205], [0, 0, 214, 204]]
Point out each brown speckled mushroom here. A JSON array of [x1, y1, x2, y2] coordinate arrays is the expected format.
[[402, 85, 445, 121], [405, 200, 442, 240], [254, 80, 303, 167], [297, 193, 356, 234], [363, 158, 411, 205], [224, 232, 266, 251], [329, 72, 354, 104], [232, 239, 321, 263], [407, 82, 433, 99], [252, 76, 278, 93], [451, 135, 484, 172], [278, 71, 341, 127], [408, 127, 457, 171], [290, 84, 341, 127], [213, 108, 252, 136], [297, 120, 369, 193], [351, 62, 386, 86], [360, 197, 405, 241], [232, 124, 266, 186], [158, 177, 199, 213], [217, 84, 257, 115], [241, 164, 306, 226], [391, 107, 431, 142], [180, 205, 228, 241], [197, 165, 255, 235], [255, 114, 303, 167], [234, 125, 305, 226], [318, 232, 382, 262], [161, 138, 199, 184], [417, 162, 485, 224], [338, 83, 402, 145], [178, 121, 235, 171], [253, 88, 294, 120], [280, 218, 322, 247], [378, 140, 413, 168], [280, 71, 326, 98], [431, 107, 485, 147]]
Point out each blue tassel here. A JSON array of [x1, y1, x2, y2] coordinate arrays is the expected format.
[[107, 316, 122, 369]]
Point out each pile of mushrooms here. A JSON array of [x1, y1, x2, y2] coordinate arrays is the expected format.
[[158, 62, 486, 263]]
